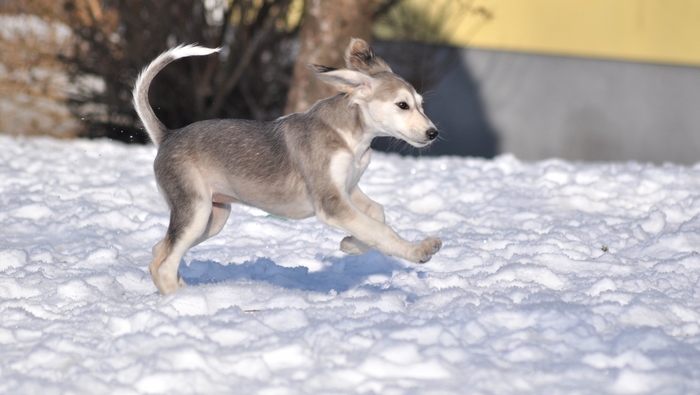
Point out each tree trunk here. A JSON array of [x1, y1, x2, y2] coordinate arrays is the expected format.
[[284, 0, 377, 114]]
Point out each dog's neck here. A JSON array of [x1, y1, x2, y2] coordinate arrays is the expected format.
[[310, 94, 376, 157]]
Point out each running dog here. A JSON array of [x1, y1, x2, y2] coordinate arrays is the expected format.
[[133, 38, 442, 294]]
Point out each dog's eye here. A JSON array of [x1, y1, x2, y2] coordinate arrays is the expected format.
[[396, 102, 409, 110]]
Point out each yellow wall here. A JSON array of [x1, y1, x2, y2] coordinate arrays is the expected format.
[[431, 0, 700, 66]]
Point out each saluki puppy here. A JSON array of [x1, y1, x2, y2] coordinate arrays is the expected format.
[[133, 39, 441, 294]]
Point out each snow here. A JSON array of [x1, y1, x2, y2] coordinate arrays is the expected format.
[[1, 134, 700, 394]]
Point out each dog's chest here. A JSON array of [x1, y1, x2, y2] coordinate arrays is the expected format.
[[349, 148, 371, 185], [329, 147, 372, 192]]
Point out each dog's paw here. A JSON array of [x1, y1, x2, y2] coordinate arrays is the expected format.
[[340, 236, 372, 255], [416, 237, 442, 263]]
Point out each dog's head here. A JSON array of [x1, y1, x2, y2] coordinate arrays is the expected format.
[[310, 38, 438, 148]]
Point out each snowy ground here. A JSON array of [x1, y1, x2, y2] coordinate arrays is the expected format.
[[1, 134, 700, 394]]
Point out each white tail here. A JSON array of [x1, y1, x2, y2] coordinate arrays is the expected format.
[[132, 44, 221, 147]]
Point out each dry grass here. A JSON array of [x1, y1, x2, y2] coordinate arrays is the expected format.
[[0, 8, 82, 138]]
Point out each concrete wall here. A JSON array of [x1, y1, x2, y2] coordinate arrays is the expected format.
[[376, 42, 700, 165]]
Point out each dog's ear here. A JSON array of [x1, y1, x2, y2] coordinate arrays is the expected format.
[[344, 38, 392, 74], [309, 64, 373, 96]]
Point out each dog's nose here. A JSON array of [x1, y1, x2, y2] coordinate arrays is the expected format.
[[426, 128, 439, 140]]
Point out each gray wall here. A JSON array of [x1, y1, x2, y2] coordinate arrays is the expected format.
[[376, 42, 700, 165]]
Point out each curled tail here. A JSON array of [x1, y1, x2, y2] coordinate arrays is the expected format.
[[132, 44, 221, 147]]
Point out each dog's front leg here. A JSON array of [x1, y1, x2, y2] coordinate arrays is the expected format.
[[340, 187, 385, 255], [349, 186, 385, 222], [317, 196, 441, 263]]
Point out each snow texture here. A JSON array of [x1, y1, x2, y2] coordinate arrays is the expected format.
[[2, 134, 700, 394]]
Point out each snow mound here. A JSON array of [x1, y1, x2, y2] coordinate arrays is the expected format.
[[1, 135, 700, 394]]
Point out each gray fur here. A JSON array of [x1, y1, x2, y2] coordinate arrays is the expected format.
[[345, 37, 393, 74], [133, 39, 442, 295]]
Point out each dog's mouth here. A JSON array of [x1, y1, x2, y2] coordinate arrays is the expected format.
[[392, 128, 438, 148], [380, 128, 435, 148], [407, 139, 431, 148], [400, 133, 433, 148]]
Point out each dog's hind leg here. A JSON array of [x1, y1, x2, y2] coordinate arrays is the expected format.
[[149, 195, 214, 295], [192, 202, 231, 248], [150, 202, 230, 289]]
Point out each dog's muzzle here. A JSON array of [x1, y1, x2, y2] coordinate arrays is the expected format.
[[426, 128, 439, 141]]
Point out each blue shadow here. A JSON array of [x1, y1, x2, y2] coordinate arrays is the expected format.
[[179, 251, 412, 293]]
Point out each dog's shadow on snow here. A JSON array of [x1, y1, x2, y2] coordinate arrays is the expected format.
[[179, 251, 411, 294]]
